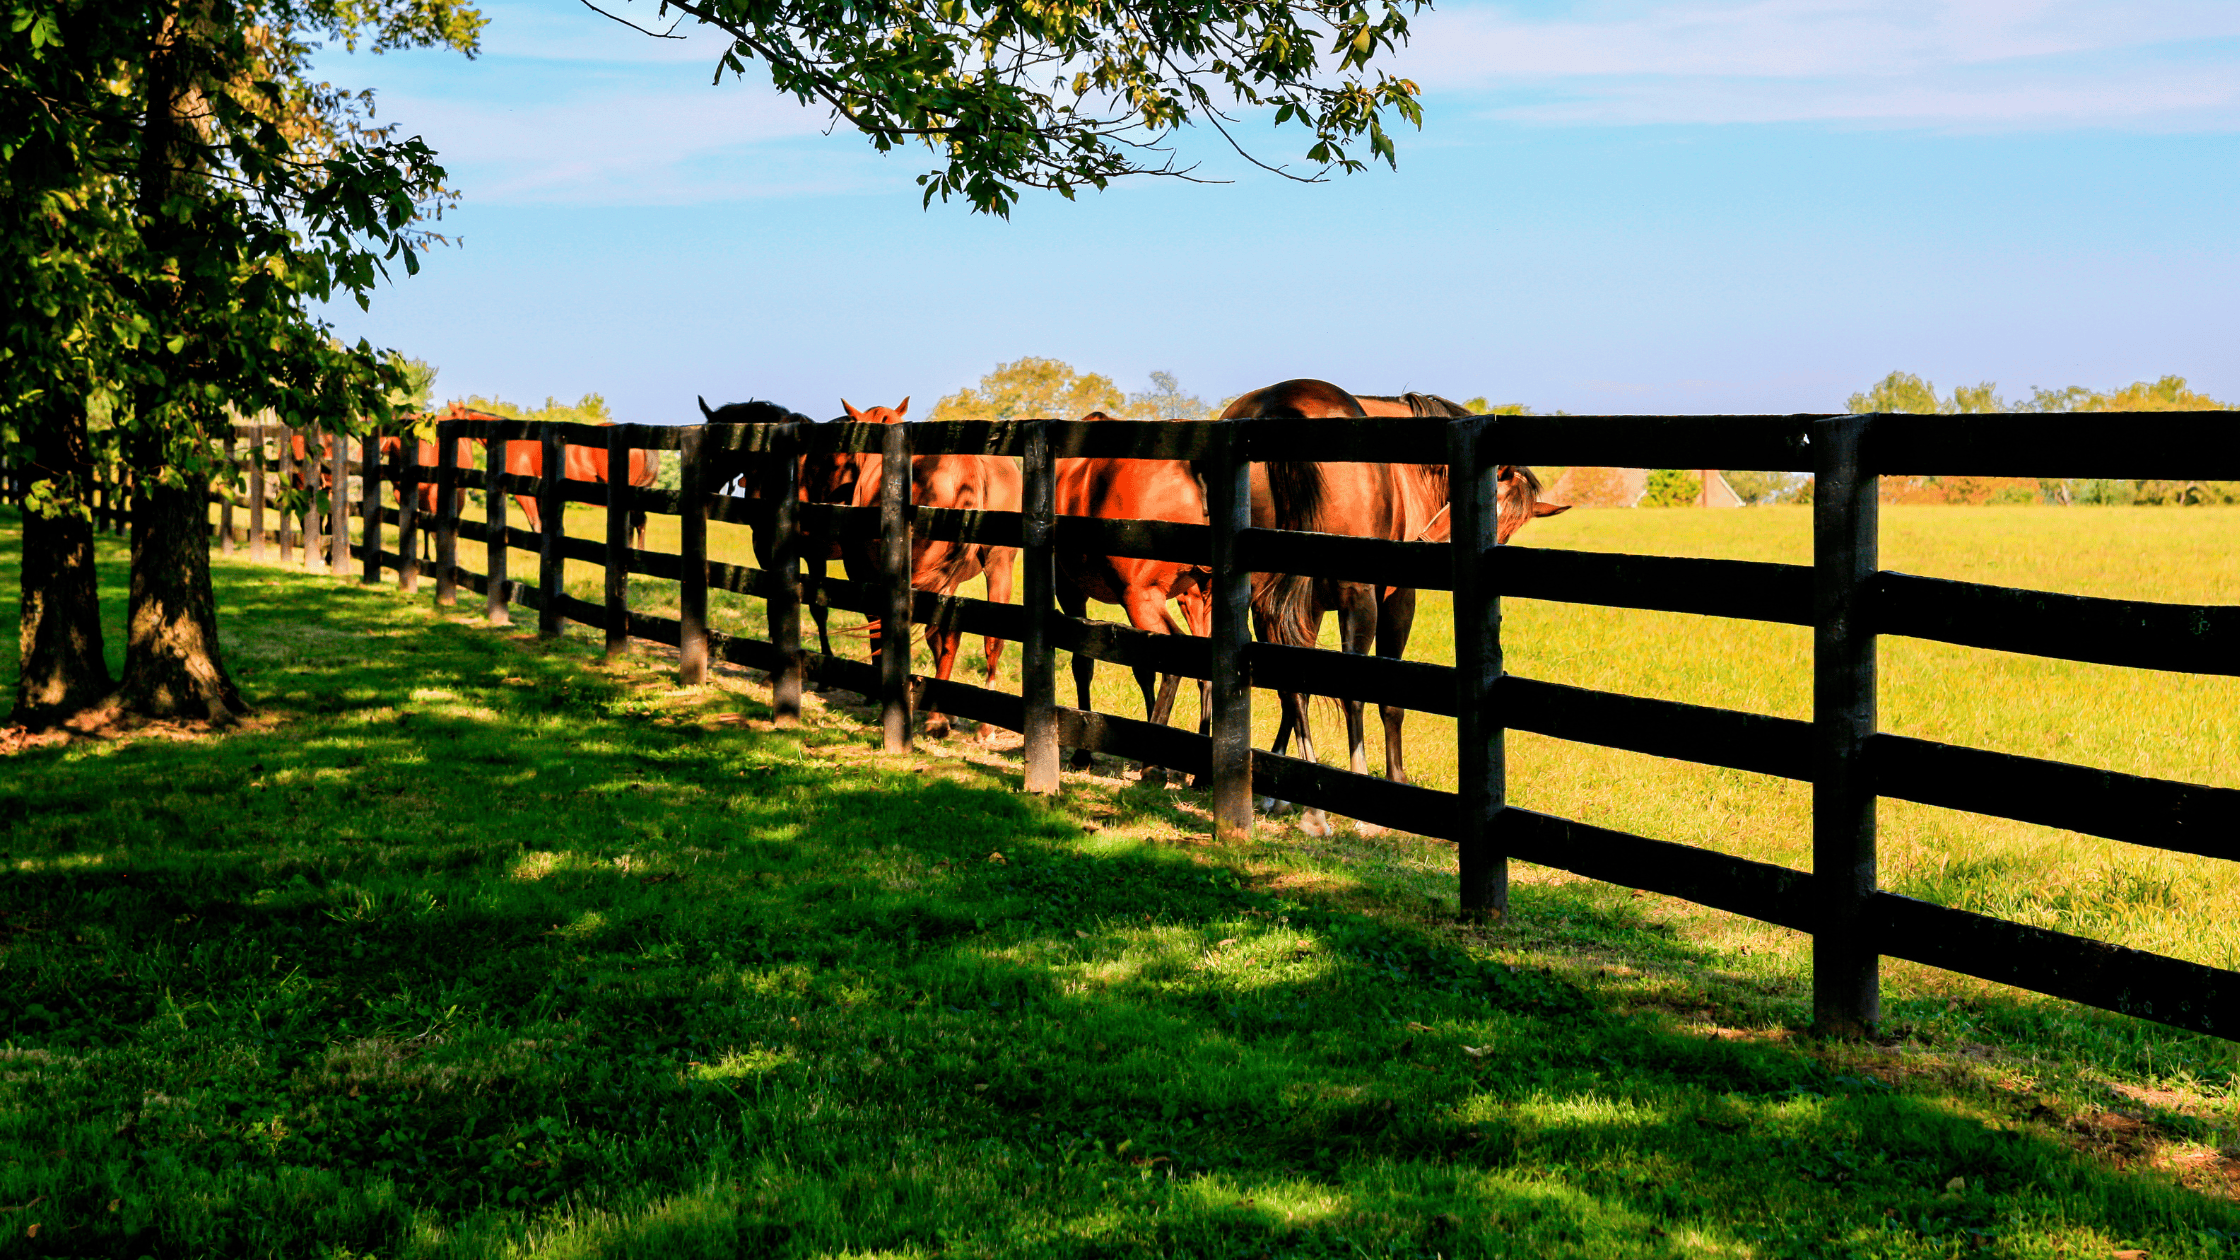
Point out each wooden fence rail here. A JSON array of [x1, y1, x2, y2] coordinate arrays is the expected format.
[[8, 408, 2234, 1043]]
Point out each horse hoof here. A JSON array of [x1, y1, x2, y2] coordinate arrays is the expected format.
[[1297, 811, 1334, 839], [1068, 751, 1095, 772], [1354, 822, 1389, 838], [1135, 764, 1169, 787], [1258, 796, 1290, 816], [924, 720, 951, 740]]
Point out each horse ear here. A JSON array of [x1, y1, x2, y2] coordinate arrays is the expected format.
[[1534, 501, 1572, 518], [894, 397, 910, 419], [841, 399, 867, 422], [697, 395, 715, 421]]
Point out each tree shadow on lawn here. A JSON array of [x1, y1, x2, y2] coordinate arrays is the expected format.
[[2, 520, 2237, 1258]]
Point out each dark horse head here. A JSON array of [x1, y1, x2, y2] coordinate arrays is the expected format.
[[696, 395, 817, 500]]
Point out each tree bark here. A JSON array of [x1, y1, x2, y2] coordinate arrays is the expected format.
[[109, 2, 245, 724], [117, 429, 243, 722], [12, 408, 114, 726]]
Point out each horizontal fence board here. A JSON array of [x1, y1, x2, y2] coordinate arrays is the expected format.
[[1497, 808, 1818, 932], [917, 505, 1024, 549], [916, 590, 1028, 642], [1253, 752, 1460, 838], [1054, 616, 1210, 679], [1054, 516, 1210, 566], [1482, 414, 1821, 473], [920, 677, 1027, 733], [1240, 418, 1449, 465], [1868, 413, 2240, 480], [1876, 572, 2240, 676], [556, 592, 605, 627], [1051, 420, 1213, 461], [1494, 546, 1815, 625], [1871, 734, 2240, 863], [1236, 529, 1451, 589], [708, 560, 777, 599], [800, 501, 882, 539], [701, 422, 790, 457], [1248, 642, 1453, 714], [807, 652, 882, 697], [906, 421, 1030, 459], [451, 517, 545, 554], [1869, 892, 2239, 1038], [1057, 707, 1211, 778], [707, 494, 775, 529], [1497, 675, 1812, 780]]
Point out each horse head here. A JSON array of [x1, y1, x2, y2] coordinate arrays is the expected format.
[[840, 397, 909, 425], [1496, 464, 1569, 544]]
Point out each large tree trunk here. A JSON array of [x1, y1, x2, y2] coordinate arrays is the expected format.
[[117, 434, 243, 723], [12, 409, 114, 726], [110, 2, 244, 724]]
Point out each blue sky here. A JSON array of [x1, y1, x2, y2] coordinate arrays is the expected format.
[[318, 0, 2240, 423]]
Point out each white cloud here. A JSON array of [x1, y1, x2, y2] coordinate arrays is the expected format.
[[386, 81, 869, 204], [1399, 0, 2240, 128]]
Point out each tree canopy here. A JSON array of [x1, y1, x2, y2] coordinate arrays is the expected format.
[[647, 0, 1427, 215]]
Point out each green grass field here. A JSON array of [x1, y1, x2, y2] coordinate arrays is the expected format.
[[7, 502, 2238, 1258]]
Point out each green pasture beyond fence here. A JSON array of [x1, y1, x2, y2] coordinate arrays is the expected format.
[[14, 410, 2239, 1045]]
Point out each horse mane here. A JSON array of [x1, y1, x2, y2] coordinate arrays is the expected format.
[[1358, 392, 1472, 419]]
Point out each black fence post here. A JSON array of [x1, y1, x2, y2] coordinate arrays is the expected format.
[[486, 434, 511, 626], [538, 426, 564, 637], [1813, 412, 1881, 1037], [276, 425, 294, 564], [398, 438, 420, 594], [769, 423, 803, 721], [220, 428, 236, 555], [1020, 419, 1059, 794], [604, 425, 632, 659], [249, 423, 267, 561], [1207, 419, 1253, 841], [1450, 416, 1506, 920], [328, 430, 348, 574], [878, 421, 914, 753], [303, 425, 323, 574], [360, 434, 380, 585], [434, 422, 459, 606], [678, 425, 708, 684]]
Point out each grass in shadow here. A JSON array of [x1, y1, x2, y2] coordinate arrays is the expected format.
[[3, 506, 2239, 1259]]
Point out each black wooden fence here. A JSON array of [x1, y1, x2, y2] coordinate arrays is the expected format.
[[8, 410, 2236, 1043]]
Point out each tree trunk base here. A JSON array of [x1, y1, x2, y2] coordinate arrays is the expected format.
[[118, 472, 246, 724]]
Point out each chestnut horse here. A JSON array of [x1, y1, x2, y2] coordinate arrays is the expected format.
[[1055, 411, 1213, 778], [504, 426, 662, 549], [1221, 379, 1568, 837], [803, 398, 1022, 739], [378, 434, 476, 561]]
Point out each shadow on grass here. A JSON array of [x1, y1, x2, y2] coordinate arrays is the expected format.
[[3, 508, 2238, 1259]]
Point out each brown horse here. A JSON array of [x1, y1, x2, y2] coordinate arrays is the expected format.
[[1054, 410, 1213, 778], [377, 434, 476, 561], [805, 398, 1022, 739], [1222, 379, 1568, 836], [504, 425, 662, 549]]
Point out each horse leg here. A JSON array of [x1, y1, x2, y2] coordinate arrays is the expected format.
[[977, 546, 1016, 740], [1122, 588, 1186, 784], [1333, 581, 1383, 836], [1284, 688, 1334, 839], [806, 556, 832, 691], [922, 614, 962, 740], [1058, 584, 1097, 771], [1376, 587, 1417, 786]]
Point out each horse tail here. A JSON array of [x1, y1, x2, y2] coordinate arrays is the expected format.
[[1259, 571, 1318, 650]]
